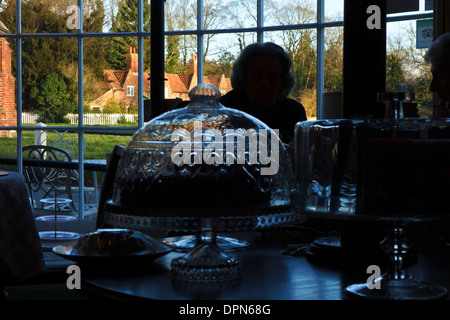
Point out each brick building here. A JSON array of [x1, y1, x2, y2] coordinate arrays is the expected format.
[[0, 21, 16, 137], [89, 49, 232, 112]]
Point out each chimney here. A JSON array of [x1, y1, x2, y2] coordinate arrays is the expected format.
[[189, 54, 198, 89], [189, 54, 198, 75], [126, 47, 139, 73]]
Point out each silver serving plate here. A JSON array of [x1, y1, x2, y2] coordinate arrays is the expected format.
[[53, 229, 172, 267]]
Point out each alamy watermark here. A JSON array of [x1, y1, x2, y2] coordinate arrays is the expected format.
[[66, 5, 81, 30], [170, 121, 280, 176], [366, 264, 381, 289]]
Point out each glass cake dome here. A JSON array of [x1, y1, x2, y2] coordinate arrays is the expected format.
[[105, 83, 296, 225], [103, 83, 299, 283]]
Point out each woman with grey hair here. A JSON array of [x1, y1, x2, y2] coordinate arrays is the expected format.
[[220, 42, 307, 144], [425, 31, 450, 118]]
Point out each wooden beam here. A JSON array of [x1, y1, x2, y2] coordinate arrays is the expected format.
[[343, 0, 386, 119], [150, 0, 166, 119]]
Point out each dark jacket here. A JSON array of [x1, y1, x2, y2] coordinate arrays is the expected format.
[[220, 90, 307, 144]]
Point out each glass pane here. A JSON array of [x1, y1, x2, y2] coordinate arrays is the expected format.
[[84, 37, 108, 114], [84, 37, 143, 115], [83, 0, 111, 33], [101, 36, 142, 115], [264, 0, 317, 27], [0, 130, 17, 172], [83, 131, 133, 220], [387, 20, 434, 118], [165, 34, 192, 75], [204, 31, 256, 77], [19, 0, 78, 34], [22, 37, 78, 125], [22, 128, 80, 221], [0, 36, 17, 128], [203, 32, 242, 95], [325, 0, 343, 22], [144, 0, 151, 32], [266, 30, 318, 120], [0, 1, 17, 33], [164, 34, 197, 103], [144, 35, 151, 100], [324, 26, 343, 93], [205, 0, 257, 30], [84, 132, 132, 163], [220, 0, 257, 29], [165, 0, 196, 31], [107, 0, 139, 33]]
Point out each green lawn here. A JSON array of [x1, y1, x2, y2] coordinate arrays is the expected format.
[[0, 124, 136, 160]]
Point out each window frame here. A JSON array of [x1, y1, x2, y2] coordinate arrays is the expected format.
[[127, 86, 135, 97]]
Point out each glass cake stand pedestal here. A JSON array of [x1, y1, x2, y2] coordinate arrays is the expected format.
[[163, 234, 251, 252], [170, 210, 300, 282], [36, 198, 80, 241], [296, 198, 449, 300]]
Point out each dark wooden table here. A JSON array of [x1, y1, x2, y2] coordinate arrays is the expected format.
[[79, 230, 450, 301]]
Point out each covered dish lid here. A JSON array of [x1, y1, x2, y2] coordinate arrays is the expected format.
[[109, 83, 295, 217]]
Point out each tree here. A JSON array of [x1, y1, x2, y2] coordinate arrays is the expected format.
[[107, 0, 151, 70], [84, 0, 109, 78], [29, 73, 77, 123], [386, 24, 433, 117], [165, 0, 228, 71], [386, 35, 407, 91], [266, 0, 317, 117], [102, 97, 125, 113], [0, 0, 107, 113], [324, 26, 344, 93], [165, 0, 195, 70], [166, 36, 182, 74]]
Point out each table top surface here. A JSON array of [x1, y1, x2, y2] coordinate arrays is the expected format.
[[79, 231, 450, 301]]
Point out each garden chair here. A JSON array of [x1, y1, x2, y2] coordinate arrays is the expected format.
[[22, 145, 76, 216]]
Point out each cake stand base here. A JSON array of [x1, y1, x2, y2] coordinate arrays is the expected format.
[[166, 234, 251, 252], [171, 242, 242, 282]]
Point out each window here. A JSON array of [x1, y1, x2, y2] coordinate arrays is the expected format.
[[386, 0, 434, 118], [127, 86, 135, 97], [164, 0, 345, 120], [0, 0, 439, 235]]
